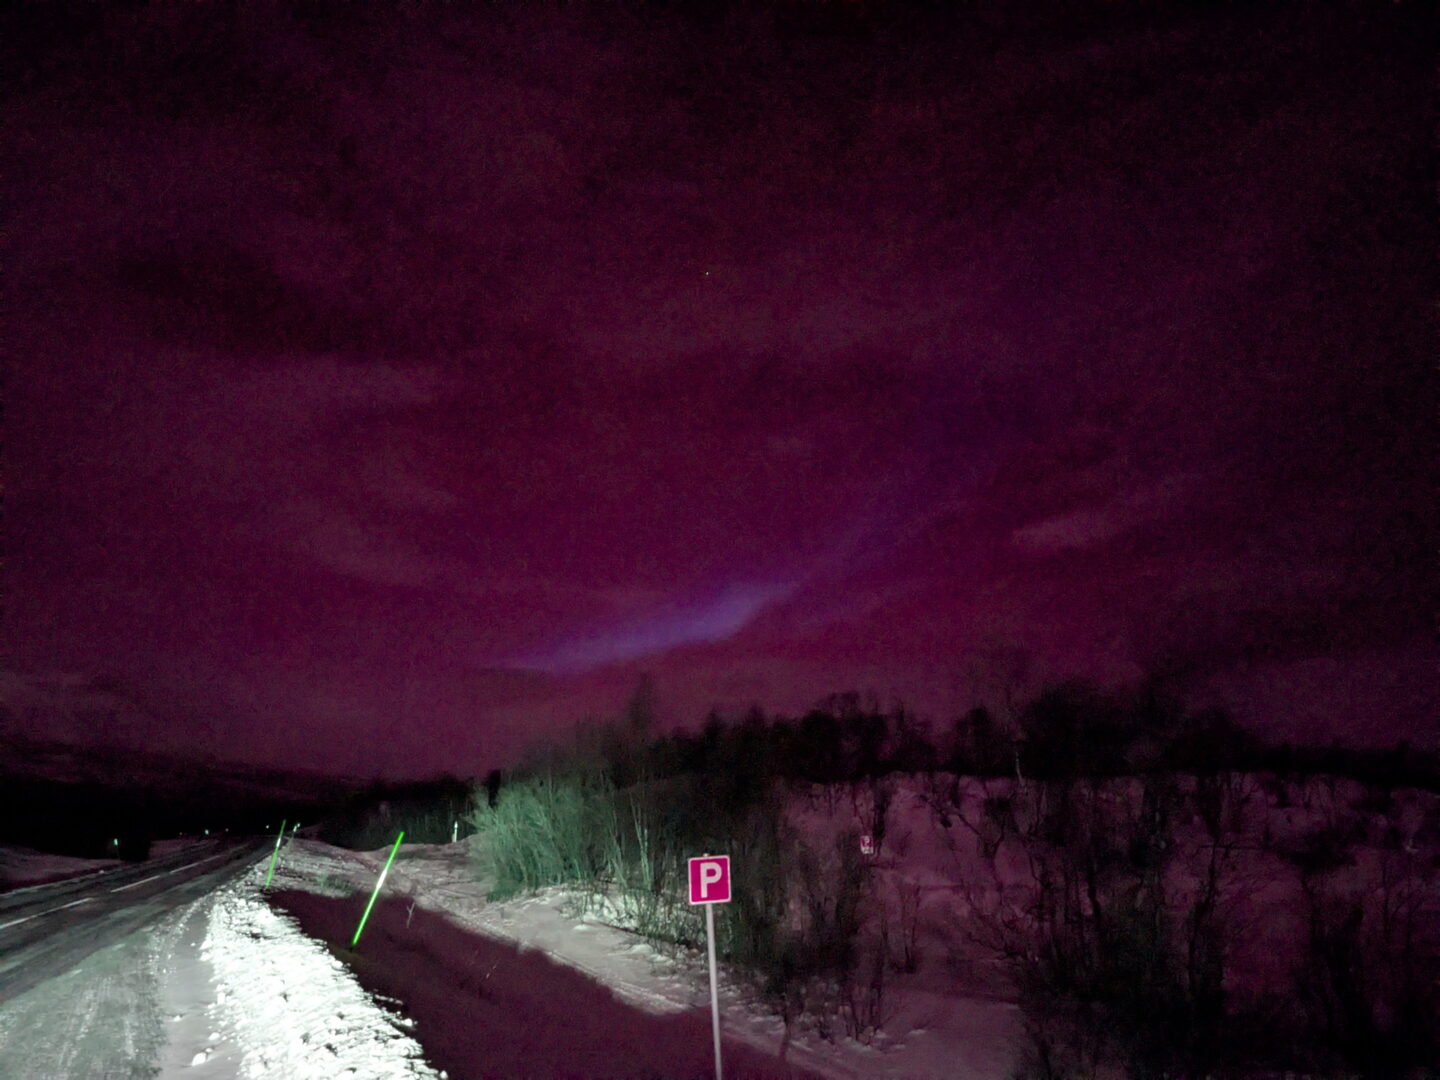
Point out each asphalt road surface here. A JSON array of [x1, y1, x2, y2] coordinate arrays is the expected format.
[[0, 836, 266, 1005]]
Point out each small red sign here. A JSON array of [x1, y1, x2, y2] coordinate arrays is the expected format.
[[860, 834, 876, 856], [688, 855, 732, 904]]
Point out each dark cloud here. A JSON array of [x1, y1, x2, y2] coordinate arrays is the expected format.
[[112, 241, 377, 354], [4, 2, 1434, 773]]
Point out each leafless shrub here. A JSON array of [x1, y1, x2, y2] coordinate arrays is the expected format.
[[841, 921, 899, 1044], [888, 878, 924, 974], [1293, 841, 1440, 1071], [960, 773, 1242, 1078]]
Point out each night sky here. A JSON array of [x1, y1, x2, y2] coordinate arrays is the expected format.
[[5, 3, 1435, 777]]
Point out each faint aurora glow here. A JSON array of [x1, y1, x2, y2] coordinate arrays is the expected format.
[[510, 581, 794, 674]]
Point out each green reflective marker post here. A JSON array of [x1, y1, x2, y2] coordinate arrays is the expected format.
[[263, 819, 287, 888], [352, 831, 405, 948]]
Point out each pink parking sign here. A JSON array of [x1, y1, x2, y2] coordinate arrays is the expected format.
[[688, 855, 731, 904]]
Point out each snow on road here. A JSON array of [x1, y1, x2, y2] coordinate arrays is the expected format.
[[0, 854, 444, 1080], [0, 899, 171, 1078]]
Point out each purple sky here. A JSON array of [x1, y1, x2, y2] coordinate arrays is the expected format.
[[5, 3, 1435, 776]]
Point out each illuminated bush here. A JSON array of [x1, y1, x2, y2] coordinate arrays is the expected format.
[[469, 769, 616, 899]]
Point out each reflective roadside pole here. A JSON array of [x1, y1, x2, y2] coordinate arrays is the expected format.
[[352, 831, 405, 947]]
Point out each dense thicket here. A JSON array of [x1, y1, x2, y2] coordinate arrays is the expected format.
[[500, 682, 1438, 797], [462, 680, 1438, 1071]]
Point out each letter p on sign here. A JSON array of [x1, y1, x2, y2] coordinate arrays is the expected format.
[[688, 855, 731, 904]]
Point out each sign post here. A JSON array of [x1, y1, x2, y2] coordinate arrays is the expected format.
[[688, 854, 731, 1080]]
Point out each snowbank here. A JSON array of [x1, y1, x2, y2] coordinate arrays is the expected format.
[[203, 879, 442, 1080]]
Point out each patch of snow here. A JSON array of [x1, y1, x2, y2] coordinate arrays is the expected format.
[[0, 844, 121, 891], [201, 880, 440, 1080], [154, 896, 243, 1080]]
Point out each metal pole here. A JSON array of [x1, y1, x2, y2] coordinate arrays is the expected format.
[[706, 900, 723, 1080]]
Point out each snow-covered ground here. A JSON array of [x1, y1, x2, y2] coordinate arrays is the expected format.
[[254, 830, 1019, 1079], [3, 841, 852, 1078], [0, 844, 121, 891], [0, 838, 208, 892], [41, 822, 1009, 1079], [259, 846, 836, 1079], [2, 774, 1431, 1078], [187, 882, 440, 1079]]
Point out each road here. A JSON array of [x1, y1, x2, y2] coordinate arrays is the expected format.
[[0, 836, 266, 1005]]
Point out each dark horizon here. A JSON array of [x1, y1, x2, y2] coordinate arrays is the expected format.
[[5, 1, 1435, 779]]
